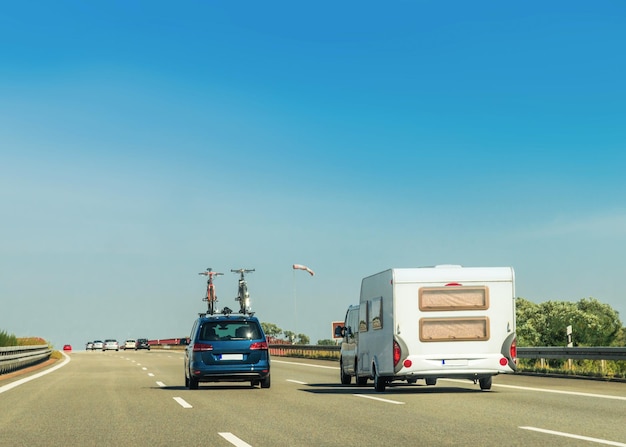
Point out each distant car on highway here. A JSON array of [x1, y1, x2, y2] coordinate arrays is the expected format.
[[92, 340, 104, 350], [122, 339, 136, 350], [63, 344, 72, 351], [184, 313, 270, 389], [135, 338, 150, 350], [86, 342, 94, 350], [103, 339, 119, 351]]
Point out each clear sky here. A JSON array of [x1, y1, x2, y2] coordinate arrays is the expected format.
[[1, 1, 625, 349]]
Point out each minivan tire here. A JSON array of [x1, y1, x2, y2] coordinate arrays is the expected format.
[[260, 375, 271, 389], [188, 373, 199, 390]]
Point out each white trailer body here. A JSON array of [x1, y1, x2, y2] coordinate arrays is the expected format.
[[349, 265, 516, 392]]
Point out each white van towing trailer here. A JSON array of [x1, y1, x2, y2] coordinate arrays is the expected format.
[[335, 265, 517, 392]]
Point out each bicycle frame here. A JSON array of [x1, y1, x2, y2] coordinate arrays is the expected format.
[[231, 268, 255, 314], [198, 268, 223, 315]]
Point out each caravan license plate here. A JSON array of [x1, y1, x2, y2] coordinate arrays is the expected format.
[[220, 354, 243, 360]]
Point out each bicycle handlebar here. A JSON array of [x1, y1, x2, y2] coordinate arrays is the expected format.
[[198, 270, 224, 277], [231, 268, 255, 274]]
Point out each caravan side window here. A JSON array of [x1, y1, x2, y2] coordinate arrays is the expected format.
[[371, 297, 383, 330], [359, 303, 368, 332]]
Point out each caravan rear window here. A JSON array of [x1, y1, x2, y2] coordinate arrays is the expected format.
[[419, 286, 489, 311], [419, 317, 490, 342]]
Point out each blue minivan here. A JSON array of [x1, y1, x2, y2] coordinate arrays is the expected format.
[[184, 313, 271, 389]]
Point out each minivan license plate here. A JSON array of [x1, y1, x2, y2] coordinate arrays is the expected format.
[[220, 354, 243, 360]]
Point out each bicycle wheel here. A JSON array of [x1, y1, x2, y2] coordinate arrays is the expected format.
[[208, 285, 216, 314]]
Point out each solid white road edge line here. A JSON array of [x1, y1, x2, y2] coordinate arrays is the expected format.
[[173, 397, 192, 408], [219, 432, 254, 447], [0, 351, 71, 395], [519, 426, 626, 447], [441, 378, 626, 401]]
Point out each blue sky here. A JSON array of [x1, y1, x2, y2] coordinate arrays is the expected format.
[[1, 1, 625, 349]]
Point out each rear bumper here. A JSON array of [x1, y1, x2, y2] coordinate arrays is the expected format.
[[190, 369, 270, 383], [190, 362, 270, 383], [394, 354, 515, 378]]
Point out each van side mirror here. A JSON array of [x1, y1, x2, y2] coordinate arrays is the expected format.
[[334, 325, 346, 337]]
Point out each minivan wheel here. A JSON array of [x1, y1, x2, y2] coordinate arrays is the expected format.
[[260, 374, 271, 389], [188, 373, 199, 390], [425, 378, 437, 386]]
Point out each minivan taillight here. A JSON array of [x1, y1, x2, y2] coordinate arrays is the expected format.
[[250, 341, 268, 350], [193, 343, 213, 352], [393, 340, 401, 366]]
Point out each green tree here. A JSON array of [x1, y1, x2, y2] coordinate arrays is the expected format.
[[515, 298, 545, 346], [283, 330, 296, 343], [575, 298, 622, 346], [515, 297, 623, 347], [296, 334, 310, 345], [612, 326, 626, 347], [260, 322, 282, 338], [0, 330, 18, 347], [317, 339, 337, 346]]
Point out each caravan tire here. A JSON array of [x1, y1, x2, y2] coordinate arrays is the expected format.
[[374, 369, 386, 392], [479, 376, 492, 390], [340, 361, 351, 385]]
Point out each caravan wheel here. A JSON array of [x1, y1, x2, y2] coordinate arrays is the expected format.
[[479, 376, 492, 390], [340, 360, 351, 385], [373, 368, 387, 392]]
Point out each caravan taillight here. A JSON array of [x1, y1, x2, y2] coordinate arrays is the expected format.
[[510, 338, 517, 360], [393, 340, 401, 366]]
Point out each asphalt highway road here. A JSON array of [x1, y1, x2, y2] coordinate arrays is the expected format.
[[1, 350, 625, 447]]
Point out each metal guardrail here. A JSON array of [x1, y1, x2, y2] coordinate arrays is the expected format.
[[0, 345, 52, 375], [517, 346, 626, 361], [266, 345, 626, 361], [150, 339, 626, 362]]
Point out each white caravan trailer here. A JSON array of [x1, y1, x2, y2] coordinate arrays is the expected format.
[[336, 265, 517, 392]]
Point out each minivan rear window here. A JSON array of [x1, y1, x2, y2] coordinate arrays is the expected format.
[[200, 321, 261, 341]]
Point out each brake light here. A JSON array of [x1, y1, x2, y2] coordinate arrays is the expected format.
[[250, 341, 268, 350], [193, 343, 213, 352], [393, 340, 401, 367]]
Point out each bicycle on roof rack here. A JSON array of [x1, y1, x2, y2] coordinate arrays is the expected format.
[[231, 268, 255, 315], [198, 268, 224, 315]]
